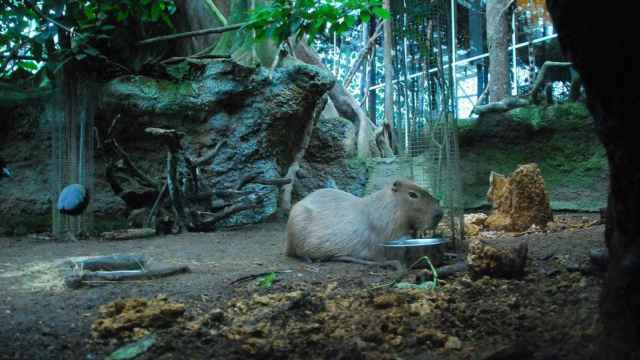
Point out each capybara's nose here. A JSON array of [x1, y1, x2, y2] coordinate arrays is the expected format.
[[433, 208, 444, 224]]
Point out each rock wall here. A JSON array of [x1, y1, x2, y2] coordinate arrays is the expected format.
[[1, 59, 371, 235]]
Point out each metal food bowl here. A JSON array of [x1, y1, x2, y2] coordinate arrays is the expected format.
[[382, 237, 449, 269], [383, 237, 449, 248]]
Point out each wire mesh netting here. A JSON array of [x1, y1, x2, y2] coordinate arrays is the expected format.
[[391, 0, 465, 249], [49, 79, 95, 239]]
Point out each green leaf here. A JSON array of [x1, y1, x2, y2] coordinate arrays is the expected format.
[[17, 61, 38, 71], [257, 272, 277, 288], [150, 2, 162, 21], [372, 7, 390, 20], [360, 12, 371, 23]]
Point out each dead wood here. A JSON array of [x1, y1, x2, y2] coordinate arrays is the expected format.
[[65, 266, 191, 289], [66, 255, 146, 272], [471, 97, 530, 115], [528, 61, 572, 103], [101, 228, 156, 241], [193, 140, 226, 166]]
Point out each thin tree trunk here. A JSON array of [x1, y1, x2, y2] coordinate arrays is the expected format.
[[486, 0, 512, 102], [360, 21, 369, 109], [381, 0, 395, 157], [368, 17, 378, 124]]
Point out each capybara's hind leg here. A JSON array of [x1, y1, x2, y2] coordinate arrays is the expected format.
[[332, 256, 402, 271]]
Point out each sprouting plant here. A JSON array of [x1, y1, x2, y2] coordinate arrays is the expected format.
[[257, 272, 278, 288]]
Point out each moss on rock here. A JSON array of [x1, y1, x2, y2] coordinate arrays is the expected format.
[[460, 102, 607, 211]]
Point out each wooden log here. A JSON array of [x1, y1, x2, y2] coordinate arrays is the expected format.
[[66, 255, 146, 272], [65, 266, 191, 289], [100, 228, 156, 241]]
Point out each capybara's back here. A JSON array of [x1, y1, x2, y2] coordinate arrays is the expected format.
[[286, 188, 372, 260], [285, 180, 444, 262]]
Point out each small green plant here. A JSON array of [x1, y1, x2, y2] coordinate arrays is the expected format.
[[257, 272, 278, 288], [393, 256, 439, 290]]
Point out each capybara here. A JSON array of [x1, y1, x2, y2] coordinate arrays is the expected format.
[[285, 179, 444, 262]]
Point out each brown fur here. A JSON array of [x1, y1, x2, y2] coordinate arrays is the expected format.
[[285, 180, 443, 261]]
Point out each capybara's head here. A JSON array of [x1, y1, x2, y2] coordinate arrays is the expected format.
[[391, 180, 443, 234]]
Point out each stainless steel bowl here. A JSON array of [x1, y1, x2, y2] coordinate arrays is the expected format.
[[383, 237, 449, 248]]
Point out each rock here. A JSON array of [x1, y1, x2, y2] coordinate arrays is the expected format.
[[485, 163, 554, 232], [467, 238, 528, 278], [92, 297, 185, 339], [306, 117, 356, 163], [465, 213, 488, 226], [292, 116, 366, 200], [444, 336, 462, 350], [102, 59, 335, 227], [293, 159, 368, 201], [465, 222, 481, 236], [464, 213, 488, 236], [545, 221, 566, 232]]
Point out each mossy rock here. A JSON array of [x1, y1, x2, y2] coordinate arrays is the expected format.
[[459, 102, 608, 211]]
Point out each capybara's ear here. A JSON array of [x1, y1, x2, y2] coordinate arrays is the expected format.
[[392, 180, 401, 192]]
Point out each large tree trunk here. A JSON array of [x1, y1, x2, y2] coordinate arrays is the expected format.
[[172, 0, 229, 56], [547, 1, 639, 359], [486, 0, 511, 102], [381, 0, 395, 157]]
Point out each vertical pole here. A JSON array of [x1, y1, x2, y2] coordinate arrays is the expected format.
[[450, 0, 458, 119], [403, 0, 410, 155], [512, 10, 518, 95]]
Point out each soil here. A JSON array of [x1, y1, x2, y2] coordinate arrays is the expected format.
[[0, 213, 605, 360]]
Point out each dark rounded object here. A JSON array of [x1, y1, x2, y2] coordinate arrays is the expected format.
[[590, 247, 609, 270], [57, 184, 90, 216], [0, 158, 11, 178]]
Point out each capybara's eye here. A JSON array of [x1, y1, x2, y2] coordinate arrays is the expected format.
[[408, 191, 418, 199]]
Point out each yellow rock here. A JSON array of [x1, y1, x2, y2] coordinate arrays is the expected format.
[[485, 163, 553, 232]]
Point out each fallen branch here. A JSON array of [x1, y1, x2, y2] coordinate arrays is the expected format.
[[137, 22, 252, 46], [193, 140, 226, 166], [101, 228, 156, 241], [146, 181, 168, 228], [111, 139, 158, 189], [65, 266, 191, 289], [66, 255, 146, 272], [160, 54, 230, 65], [528, 61, 572, 102], [471, 97, 530, 115]]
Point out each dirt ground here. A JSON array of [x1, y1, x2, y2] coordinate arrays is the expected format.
[[0, 213, 605, 360]]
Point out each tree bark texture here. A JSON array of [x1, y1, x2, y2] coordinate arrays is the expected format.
[[368, 17, 378, 124], [172, 0, 229, 56], [295, 42, 379, 158], [486, 0, 511, 102], [547, 1, 639, 358]]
